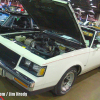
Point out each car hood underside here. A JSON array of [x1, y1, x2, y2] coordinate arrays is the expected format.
[[19, 0, 86, 47]]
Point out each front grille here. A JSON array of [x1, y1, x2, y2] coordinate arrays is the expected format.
[[0, 44, 20, 68]]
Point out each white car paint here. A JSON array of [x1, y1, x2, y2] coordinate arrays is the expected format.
[[0, 0, 99, 94], [0, 32, 99, 91]]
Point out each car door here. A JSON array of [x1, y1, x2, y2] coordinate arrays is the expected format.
[[85, 31, 100, 71]]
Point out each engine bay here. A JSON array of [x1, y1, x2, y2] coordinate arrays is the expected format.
[[2, 32, 75, 59]]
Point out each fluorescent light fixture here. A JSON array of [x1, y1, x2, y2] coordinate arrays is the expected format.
[[75, 8, 81, 10], [81, 10, 85, 13], [90, 3, 93, 5], [91, 6, 97, 8]]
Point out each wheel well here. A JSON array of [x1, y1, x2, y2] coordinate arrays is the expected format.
[[73, 65, 82, 75], [55, 65, 81, 87]]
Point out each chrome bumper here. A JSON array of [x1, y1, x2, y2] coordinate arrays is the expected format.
[[0, 60, 35, 91]]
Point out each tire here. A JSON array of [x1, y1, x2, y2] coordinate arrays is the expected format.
[[53, 67, 77, 96]]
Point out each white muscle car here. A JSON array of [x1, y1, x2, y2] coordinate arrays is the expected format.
[[0, 0, 100, 96]]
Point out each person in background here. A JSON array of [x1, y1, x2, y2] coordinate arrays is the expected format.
[[98, 23, 100, 27], [0, 3, 2, 10], [0, 3, 2, 8], [8, 2, 11, 7], [2, 4, 11, 11]]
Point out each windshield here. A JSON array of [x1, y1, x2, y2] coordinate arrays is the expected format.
[[0, 12, 9, 25], [81, 27, 95, 47]]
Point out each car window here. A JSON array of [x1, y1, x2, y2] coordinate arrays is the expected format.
[[82, 28, 94, 47], [5, 16, 14, 27], [92, 32, 100, 48], [95, 32, 100, 42], [0, 12, 9, 25], [13, 16, 31, 29]]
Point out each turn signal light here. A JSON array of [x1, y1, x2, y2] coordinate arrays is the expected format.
[[14, 78, 28, 88]]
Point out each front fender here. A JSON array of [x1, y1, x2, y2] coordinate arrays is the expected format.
[[60, 60, 85, 79]]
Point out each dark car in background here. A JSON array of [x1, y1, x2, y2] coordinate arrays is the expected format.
[[0, 11, 38, 33]]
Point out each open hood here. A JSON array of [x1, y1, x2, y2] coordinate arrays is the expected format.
[[19, 0, 86, 46]]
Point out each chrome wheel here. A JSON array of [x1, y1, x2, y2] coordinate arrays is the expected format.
[[61, 71, 74, 92], [52, 67, 77, 96]]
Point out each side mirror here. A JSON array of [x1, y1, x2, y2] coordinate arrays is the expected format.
[[94, 39, 99, 45], [94, 40, 100, 50]]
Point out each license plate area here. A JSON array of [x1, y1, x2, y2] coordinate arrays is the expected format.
[[6, 72, 13, 80]]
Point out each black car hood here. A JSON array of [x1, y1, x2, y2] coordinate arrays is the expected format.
[[19, 0, 86, 46]]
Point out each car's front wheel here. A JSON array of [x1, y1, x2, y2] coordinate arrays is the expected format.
[[53, 67, 77, 96]]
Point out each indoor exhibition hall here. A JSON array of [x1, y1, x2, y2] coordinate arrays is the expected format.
[[0, 0, 100, 100]]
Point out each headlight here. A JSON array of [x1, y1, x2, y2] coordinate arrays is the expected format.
[[32, 64, 46, 76], [24, 59, 32, 67], [19, 58, 47, 77]]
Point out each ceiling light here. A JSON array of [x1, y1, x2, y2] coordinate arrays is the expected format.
[[90, 3, 93, 6], [91, 6, 97, 8], [75, 8, 81, 10], [88, 10, 95, 14], [81, 10, 85, 13]]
